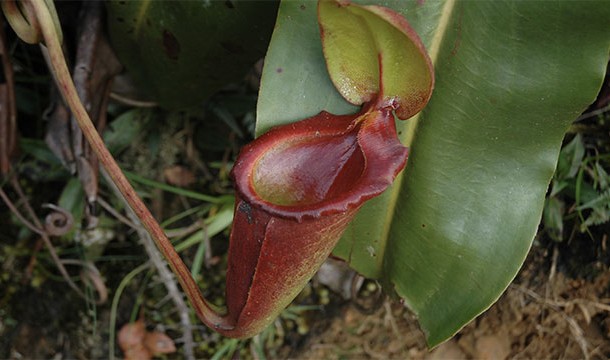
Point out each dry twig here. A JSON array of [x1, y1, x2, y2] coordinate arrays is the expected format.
[[512, 284, 594, 360], [102, 170, 196, 360]]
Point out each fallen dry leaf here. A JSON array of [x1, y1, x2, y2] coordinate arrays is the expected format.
[[118, 318, 176, 360], [143, 331, 177, 355], [163, 165, 196, 187], [118, 319, 147, 360]]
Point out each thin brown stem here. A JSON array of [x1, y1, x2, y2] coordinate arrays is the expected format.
[[0, 185, 44, 236], [97, 196, 137, 229], [24, 0, 229, 330]]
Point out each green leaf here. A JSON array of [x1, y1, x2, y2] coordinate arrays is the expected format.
[[103, 108, 150, 154], [58, 177, 85, 226], [255, 1, 357, 136], [175, 199, 234, 252], [256, 0, 610, 346], [543, 196, 564, 241], [106, 0, 278, 109], [555, 134, 585, 181]]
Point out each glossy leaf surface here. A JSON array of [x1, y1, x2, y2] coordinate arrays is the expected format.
[[257, 0, 610, 346], [256, 1, 357, 136], [106, 0, 278, 109]]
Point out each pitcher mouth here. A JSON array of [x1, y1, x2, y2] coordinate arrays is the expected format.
[[231, 106, 408, 222]]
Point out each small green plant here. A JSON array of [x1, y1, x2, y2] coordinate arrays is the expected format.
[[544, 128, 610, 241]]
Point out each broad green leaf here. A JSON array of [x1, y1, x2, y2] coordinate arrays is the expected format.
[[384, 2, 609, 346], [255, 1, 357, 136], [257, 0, 610, 346], [106, 0, 278, 109]]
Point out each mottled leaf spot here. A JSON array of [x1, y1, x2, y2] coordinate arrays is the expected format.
[[162, 30, 180, 60]]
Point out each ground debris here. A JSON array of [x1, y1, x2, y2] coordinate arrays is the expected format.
[[297, 247, 610, 360], [118, 318, 176, 360]]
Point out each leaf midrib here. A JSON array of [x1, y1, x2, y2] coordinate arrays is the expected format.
[[134, 0, 151, 39], [379, 0, 457, 253]]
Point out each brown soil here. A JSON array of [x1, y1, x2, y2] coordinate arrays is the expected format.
[[297, 246, 610, 360]]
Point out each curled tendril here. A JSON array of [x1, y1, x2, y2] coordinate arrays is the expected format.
[[0, 180, 107, 304], [0, 0, 61, 45], [0, 0, 40, 44], [1, 1, 110, 306], [42, 203, 74, 236]]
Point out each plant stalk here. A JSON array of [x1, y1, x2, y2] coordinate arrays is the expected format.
[[24, 0, 230, 331]]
